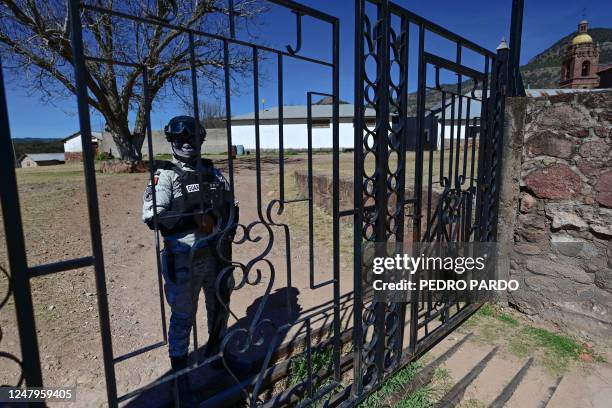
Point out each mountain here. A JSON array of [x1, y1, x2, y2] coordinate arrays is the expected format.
[[11, 138, 64, 158], [520, 27, 612, 89], [399, 27, 612, 115], [315, 95, 349, 105]]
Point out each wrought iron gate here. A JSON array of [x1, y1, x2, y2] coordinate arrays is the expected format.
[[0, 0, 513, 406], [348, 0, 508, 404]]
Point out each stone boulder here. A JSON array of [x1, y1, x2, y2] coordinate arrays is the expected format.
[[582, 92, 612, 111], [594, 127, 611, 138], [545, 202, 587, 230], [524, 164, 581, 199], [545, 202, 612, 237], [595, 171, 612, 208], [595, 268, 612, 292], [536, 104, 587, 131], [525, 131, 574, 158], [579, 140, 609, 159], [519, 193, 537, 213], [577, 160, 603, 178]]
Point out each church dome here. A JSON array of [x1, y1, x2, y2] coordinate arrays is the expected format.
[[572, 33, 593, 45], [572, 19, 593, 45]]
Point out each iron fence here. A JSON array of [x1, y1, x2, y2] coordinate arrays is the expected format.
[[0, 0, 517, 406]]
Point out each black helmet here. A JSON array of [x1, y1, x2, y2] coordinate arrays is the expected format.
[[164, 116, 206, 163], [164, 115, 206, 144]]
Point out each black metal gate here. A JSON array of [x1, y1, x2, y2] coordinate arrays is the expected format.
[[0, 0, 515, 406], [348, 1, 508, 404]]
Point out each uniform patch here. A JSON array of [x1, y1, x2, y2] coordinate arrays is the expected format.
[[186, 183, 199, 193], [144, 185, 153, 202]]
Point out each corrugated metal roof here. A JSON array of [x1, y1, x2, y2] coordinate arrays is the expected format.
[[23, 153, 65, 162], [231, 104, 376, 121], [233, 88, 608, 123], [524, 88, 604, 97], [430, 91, 483, 121], [597, 64, 612, 73]]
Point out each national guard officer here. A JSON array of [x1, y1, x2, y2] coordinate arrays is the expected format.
[[142, 115, 238, 405]]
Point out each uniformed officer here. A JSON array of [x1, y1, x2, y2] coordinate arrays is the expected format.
[[142, 115, 237, 405]]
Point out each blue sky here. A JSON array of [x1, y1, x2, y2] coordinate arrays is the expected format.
[[5, 0, 611, 139]]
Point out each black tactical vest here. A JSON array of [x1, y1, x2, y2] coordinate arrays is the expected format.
[[161, 159, 230, 236]]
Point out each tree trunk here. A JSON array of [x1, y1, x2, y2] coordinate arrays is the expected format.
[[110, 130, 140, 161], [107, 115, 146, 162]]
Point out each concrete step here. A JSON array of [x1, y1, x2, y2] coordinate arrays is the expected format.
[[537, 375, 563, 408], [543, 363, 612, 408], [453, 351, 529, 407], [489, 358, 534, 408], [436, 347, 499, 407], [418, 330, 612, 408]]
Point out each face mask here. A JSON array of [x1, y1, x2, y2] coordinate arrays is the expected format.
[[171, 140, 199, 163]]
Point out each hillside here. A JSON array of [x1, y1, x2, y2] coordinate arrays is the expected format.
[[401, 27, 612, 115], [520, 27, 612, 89], [11, 138, 64, 158]]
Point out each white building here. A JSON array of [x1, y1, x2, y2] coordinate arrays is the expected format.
[[19, 153, 65, 167], [229, 104, 376, 150], [63, 131, 101, 161]]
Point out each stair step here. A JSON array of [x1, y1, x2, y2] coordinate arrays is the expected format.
[[392, 333, 474, 402], [436, 346, 499, 407], [501, 362, 558, 408], [537, 375, 563, 408], [542, 362, 612, 407], [458, 351, 529, 406], [489, 358, 534, 408]]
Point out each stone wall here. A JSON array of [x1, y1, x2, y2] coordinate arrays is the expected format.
[[64, 152, 83, 162], [294, 172, 354, 212], [499, 91, 612, 343]]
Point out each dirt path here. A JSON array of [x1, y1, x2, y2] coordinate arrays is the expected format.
[[0, 155, 352, 407]]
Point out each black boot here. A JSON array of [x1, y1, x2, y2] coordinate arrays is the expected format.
[[170, 355, 197, 408]]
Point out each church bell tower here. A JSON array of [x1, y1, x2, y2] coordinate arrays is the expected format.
[[559, 20, 600, 89]]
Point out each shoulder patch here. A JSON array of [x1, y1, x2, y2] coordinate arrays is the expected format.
[[144, 185, 153, 202]]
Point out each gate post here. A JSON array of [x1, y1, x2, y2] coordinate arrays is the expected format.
[[352, 0, 365, 396], [0, 58, 45, 397], [67, 0, 118, 405], [508, 0, 525, 97], [482, 41, 509, 243]]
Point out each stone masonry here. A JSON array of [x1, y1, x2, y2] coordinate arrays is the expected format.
[[498, 91, 612, 343]]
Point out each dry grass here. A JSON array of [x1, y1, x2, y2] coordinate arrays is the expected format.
[[311, 146, 478, 190]]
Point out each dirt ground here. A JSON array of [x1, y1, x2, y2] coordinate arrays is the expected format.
[[1, 152, 611, 407], [0, 153, 355, 407]]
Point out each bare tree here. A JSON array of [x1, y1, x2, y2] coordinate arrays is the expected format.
[[0, 0, 261, 161], [200, 100, 226, 128]]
